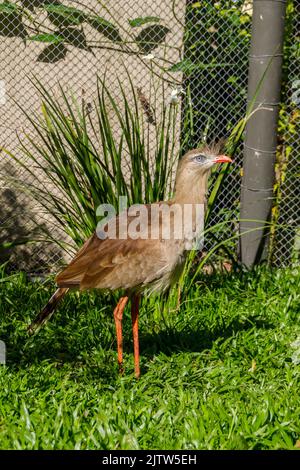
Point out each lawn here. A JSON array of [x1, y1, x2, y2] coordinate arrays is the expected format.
[[0, 266, 300, 450]]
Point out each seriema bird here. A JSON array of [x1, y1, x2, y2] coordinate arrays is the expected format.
[[28, 145, 232, 378]]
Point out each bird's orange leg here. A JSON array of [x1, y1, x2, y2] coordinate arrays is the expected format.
[[131, 294, 140, 379], [113, 296, 128, 374]]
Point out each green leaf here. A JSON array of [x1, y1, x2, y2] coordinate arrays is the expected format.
[[135, 25, 170, 54], [43, 4, 86, 27], [28, 33, 64, 44], [128, 16, 160, 28], [87, 16, 122, 43], [169, 59, 198, 74], [0, 2, 18, 13]]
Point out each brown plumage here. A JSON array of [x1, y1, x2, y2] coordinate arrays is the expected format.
[[28, 146, 232, 377], [28, 287, 69, 334]]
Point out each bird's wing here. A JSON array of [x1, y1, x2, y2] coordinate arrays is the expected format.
[[56, 206, 176, 290]]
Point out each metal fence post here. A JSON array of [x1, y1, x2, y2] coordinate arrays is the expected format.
[[239, 0, 287, 267]]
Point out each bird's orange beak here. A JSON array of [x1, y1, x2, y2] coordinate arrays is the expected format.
[[213, 155, 233, 164]]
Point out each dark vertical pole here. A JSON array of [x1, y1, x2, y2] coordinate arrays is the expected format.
[[240, 0, 286, 267]]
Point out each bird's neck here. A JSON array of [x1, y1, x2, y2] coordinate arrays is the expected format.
[[172, 171, 209, 206], [169, 170, 209, 250]]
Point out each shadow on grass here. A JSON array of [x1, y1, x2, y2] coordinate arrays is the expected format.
[[4, 313, 274, 381], [140, 317, 274, 355]]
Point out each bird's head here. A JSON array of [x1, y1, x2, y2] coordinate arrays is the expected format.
[[178, 145, 232, 174], [174, 143, 233, 202]]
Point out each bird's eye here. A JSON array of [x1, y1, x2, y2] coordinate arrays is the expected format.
[[193, 154, 206, 164]]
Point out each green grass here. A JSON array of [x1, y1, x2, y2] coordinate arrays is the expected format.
[[0, 266, 300, 449]]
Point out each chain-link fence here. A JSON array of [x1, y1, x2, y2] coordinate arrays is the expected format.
[[272, 1, 300, 266], [0, 0, 299, 272]]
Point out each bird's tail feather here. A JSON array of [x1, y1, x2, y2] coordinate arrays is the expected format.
[[28, 287, 69, 335]]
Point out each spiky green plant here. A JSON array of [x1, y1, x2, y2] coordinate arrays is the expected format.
[[8, 76, 182, 250]]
